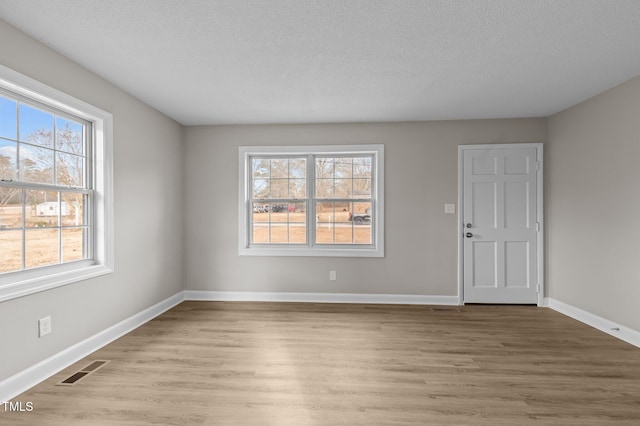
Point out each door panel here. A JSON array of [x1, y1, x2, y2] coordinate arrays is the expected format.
[[504, 241, 528, 288], [472, 182, 497, 229], [472, 156, 498, 175], [463, 146, 539, 304], [472, 241, 497, 288], [504, 181, 528, 228]]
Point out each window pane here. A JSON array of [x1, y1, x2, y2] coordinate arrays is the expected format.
[[62, 227, 85, 262], [289, 202, 306, 243], [334, 179, 352, 198], [315, 156, 373, 200], [19, 104, 54, 147], [55, 117, 84, 155], [353, 178, 371, 198], [252, 157, 306, 201], [270, 178, 289, 198], [61, 192, 87, 226], [332, 201, 352, 244], [316, 201, 335, 243], [252, 179, 270, 199], [352, 202, 372, 244], [316, 201, 372, 245], [315, 158, 334, 179], [19, 144, 54, 184], [289, 179, 306, 199], [270, 158, 288, 178], [0, 186, 22, 229], [252, 202, 269, 243], [252, 203, 269, 214], [353, 157, 372, 177], [56, 152, 84, 187], [252, 158, 270, 179], [0, 230, 22, 273], [335, 158, 352, 178], [316, 179, 334, 198], [251, 202, 306, 244], [0, 96, 17, 140], [269, 221, 288, 243], [288, 158, 306, 178], [25, 228, 59, 268], [0, 139, 17, 180], [26, 190, 58, 228]]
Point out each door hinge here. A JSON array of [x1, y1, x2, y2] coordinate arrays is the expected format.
[[535, 161, 540, 170], [536, 222, 540, 232], [536, 283, 541, 293]]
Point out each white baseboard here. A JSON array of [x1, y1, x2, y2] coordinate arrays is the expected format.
[[184, 290, 459, 305], [0, 291, 184, 402], [545, 297, 640, 348]]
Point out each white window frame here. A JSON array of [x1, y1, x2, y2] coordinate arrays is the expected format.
[[238, 144, 384, 257], [0, 64, 114, 302]]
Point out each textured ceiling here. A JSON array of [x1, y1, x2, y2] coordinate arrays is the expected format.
[[1, 0, 640, 125]]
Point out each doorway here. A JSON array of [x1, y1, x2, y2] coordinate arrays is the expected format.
[[458, 144, 544, 305]]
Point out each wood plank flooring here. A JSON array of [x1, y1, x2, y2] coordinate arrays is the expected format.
[[3, 302, 640, 425]]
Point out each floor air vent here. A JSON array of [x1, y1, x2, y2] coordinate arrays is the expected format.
[[57, 360, 109, 386]]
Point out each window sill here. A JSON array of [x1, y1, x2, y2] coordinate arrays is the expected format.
[[0, 263, 113, 303]]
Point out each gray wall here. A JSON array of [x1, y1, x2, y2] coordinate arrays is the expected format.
[[547, 75, 640, 332], [183, 120, 546, 296], [0, 21, 184, 379]]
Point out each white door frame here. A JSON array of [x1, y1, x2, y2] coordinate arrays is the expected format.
[[457, 143, 544, 306]]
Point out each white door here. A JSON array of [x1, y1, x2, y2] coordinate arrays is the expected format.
[[461, 145, 542, 304]]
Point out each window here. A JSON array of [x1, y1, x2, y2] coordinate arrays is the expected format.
[[239, 145, 384, 257], [0, 65, 113, 302]]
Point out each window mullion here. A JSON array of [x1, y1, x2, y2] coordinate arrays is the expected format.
[[247, 155, 253, 247], [58, 191, 62, 264], [308, 154, 315, 248], [21, 189, 26, 270]]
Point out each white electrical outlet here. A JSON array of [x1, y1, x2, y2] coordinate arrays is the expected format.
[[329, 271, 337, 281], [39, 316, 51, 337]]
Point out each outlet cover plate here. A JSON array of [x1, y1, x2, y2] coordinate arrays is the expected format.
[[39, 316, 51, 337]]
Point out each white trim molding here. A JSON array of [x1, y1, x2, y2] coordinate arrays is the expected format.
[[0, 292, 184, 402], [185, 290, 459, 305], [546, 298, 640, 349]]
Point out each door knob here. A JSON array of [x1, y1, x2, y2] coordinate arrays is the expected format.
[[466, 232, 473, 238]]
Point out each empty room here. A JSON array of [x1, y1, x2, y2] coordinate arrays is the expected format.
[[1, 1, 640, 424]]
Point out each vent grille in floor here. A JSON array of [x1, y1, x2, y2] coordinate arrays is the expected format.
[[56, 360, 109, 386]]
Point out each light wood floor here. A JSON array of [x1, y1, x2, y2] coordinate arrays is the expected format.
[[4, 302, 640, 425]]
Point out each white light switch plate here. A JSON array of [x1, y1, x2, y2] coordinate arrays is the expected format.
[[444, 204, 456, 214]]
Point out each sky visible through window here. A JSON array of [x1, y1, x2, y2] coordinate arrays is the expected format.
[[0, 95, 84, 185]]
